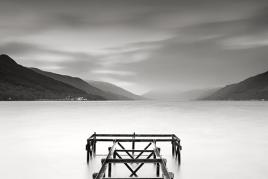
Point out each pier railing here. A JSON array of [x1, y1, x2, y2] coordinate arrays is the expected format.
[[86, 133, 182, 179]]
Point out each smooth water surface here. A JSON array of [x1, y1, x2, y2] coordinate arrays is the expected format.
[[0, 101, 267, 179]]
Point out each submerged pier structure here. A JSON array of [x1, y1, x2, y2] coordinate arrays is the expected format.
[[86, 133, 182, 179]]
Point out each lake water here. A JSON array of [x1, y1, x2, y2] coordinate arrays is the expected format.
[[0, 101, 267, 179]]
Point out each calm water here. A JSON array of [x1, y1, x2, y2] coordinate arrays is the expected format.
[[0, 101, 267, 179]]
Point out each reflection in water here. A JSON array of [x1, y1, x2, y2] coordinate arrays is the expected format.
[[0, 101, 268, 179]]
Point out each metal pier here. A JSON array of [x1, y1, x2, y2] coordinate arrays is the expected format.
[[86, 133, 182, 179]]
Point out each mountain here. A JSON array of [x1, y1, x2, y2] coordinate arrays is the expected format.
[[0, 54, 103, 100], [204, 71, 268, 100], [88, 81, 143, 100], [31, 68, 133, 100], [143, 88, 219, 100]]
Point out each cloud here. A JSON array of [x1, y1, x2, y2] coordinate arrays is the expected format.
[[222, 35, 268, 49], [92, 70, 135, 76], [1, 0, 268, 93], [0, 42, 38, 55], [115, 24, 268, 91], [97, 76, 138, 92], [0, 41, 100, 77]]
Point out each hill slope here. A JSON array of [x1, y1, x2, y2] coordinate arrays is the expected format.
[[204, 71, 268, 100], [32, 68, 132, 100], [0, 54, 103, 100], [88, 81, 143, 100]]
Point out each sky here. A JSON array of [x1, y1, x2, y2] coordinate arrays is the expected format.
[[1, 0, 268, 94]]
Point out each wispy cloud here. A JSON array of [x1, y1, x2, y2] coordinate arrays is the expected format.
[[92, 70, 135, 76], [1, 0, 268, 93]]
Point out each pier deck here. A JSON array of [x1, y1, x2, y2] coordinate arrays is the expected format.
[[86, 133, 182, 179]]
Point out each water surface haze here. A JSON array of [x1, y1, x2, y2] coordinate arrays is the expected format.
[[0, 101, 267, 179]]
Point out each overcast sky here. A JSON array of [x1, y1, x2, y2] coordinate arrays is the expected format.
[[1, 0, 268, 94]]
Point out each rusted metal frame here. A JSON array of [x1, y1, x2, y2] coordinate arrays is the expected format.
[[132, 132, 135, 156], [103, 178, 164, 179], [115, 149, 154, 153], [114, 151, 137, 177], [130, 151, 155, 177], [94, 140, 117, 179], [153, 141, 171, 179], [117, 142, 134, 159], [172, 134, 180, 141], [89, 133, 181, 179], [94, 139, 173, 142], [87, 133, 97, 156], [87, 133, 95, 140], [114, 141, 152, 162], [88, 133, 181, 142], [95, 134, 174, 137], [106, 158, 162, 163], [172, 137, 182, 165], [86, 138, 94, 163], [135, 142, 152, 159], [93, 132, 97, 153]]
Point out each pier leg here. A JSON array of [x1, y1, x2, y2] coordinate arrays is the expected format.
[[156, 163, 160, 177], [93, 132, 96, 154], [132, 132, 135, 157], [89, 141, 92, 157], [175, 144, 178, 158], [87, 151, 89, 163], [108, 163, 112, 177], [113, 151, 117, 159], [172, 143, 174, 156], [92, 173, 98, 179], [153, 152, 156, 166], [178, 150, 181, 164], [177, 143, 181, 164], [89, 148, 92, 157], [172, 136, 175, 156], [86, 140, 90, 163]]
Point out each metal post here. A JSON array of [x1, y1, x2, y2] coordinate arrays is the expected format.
[[86, 140, 90, 163], [171, 136, 174, 156], [156, 163, 160, 176], [93, 132, 96, 154], [108, 163, 112, 177], [113, 151, 116, 159], [178, 142, 181, 164], [132, 132, 135, 156]]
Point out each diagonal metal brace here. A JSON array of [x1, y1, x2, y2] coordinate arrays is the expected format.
[[130, 151, 154, 176], [135, 142, 152, 159], [118, 142, 134, 159], [115, 151, 137, 177]]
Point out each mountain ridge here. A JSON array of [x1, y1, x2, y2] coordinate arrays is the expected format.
[[31, 68, 134, 100], [88, 80, 143, 100], [203, 70, 268, 100], [0, 54, 103, 100]]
